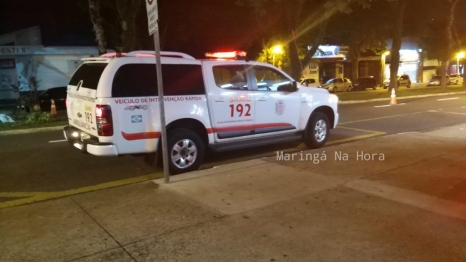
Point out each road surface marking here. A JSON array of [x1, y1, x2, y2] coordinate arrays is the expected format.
[[427, 110, 466, 115], [339, 112, 423, 125], [437, 97, 459, 101], [0, 172, 163, 209], [374, 105, 391, 108], [346, 179, 466, 221], [49, 139, 67, 143]]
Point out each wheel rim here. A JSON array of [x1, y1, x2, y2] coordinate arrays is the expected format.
[[314, 119, 327, 143], [171, 139, 198, 169]]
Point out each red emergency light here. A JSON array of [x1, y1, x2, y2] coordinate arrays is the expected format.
[[205, 50, 247, 59]]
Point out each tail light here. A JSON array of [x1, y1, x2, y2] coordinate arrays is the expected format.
[[96, 105, 113, 136]]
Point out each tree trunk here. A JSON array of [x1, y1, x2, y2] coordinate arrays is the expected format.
[[286, 0, 306, 80], [446, 0, 460, 90], [440, 60, 449, 90], [388, 0, 407, 93], [351, 57, 359, 83], [116, 0, 141, 52], [88, 0, 107, 55]]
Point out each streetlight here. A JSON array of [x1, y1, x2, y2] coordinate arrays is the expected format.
[[272, 45, 283, 67], [456, 51, 464, 75]]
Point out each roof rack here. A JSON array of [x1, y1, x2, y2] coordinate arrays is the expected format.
[[125, 51, 196, 60]]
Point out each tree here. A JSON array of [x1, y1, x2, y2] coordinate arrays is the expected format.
[[88, 0, 107, 54], [326, 1, 390, 82], [412, 0, 461, 90], [387, 0, 407, 92]]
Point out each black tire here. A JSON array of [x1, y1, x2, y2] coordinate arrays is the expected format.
[[347, 85, 352, 92], [303, 112, 330, 149], [166, 128, 205, 175], [373, 86, 377, 90], [332, 86, 337, 93]]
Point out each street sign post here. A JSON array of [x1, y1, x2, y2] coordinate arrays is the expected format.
[[145, 0, 170, 183]]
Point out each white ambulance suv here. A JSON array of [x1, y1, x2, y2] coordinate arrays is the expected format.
[[63, 50, 339, 174]]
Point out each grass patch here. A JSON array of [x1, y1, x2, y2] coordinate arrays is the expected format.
[[336, 85, 466, 101], [0, 111, 68, 132]]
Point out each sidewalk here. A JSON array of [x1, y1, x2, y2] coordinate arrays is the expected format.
[[1, 124, 466, 262]]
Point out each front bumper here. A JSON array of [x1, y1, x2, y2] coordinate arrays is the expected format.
[[63, 126, 118, 156]]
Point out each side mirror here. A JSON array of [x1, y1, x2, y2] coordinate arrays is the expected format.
[[277, 82, 298, 92]]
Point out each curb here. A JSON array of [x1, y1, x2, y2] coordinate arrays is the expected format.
[[0, 125, 65, 136], [339, 91, 466, 104]]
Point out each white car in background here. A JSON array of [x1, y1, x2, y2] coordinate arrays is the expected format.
[[321, 78, 353, 92], [299, 77, 320, 87], [0, 114, 14, 123], [448, 74, 463, 84]]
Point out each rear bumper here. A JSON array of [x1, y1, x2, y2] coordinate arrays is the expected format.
[[63, 126, 118, 156]]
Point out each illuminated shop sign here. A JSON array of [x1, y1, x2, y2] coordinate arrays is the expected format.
[[311, 45, 348, 58]]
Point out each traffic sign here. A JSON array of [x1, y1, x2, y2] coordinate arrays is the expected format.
[[145, 0, 158, 35]]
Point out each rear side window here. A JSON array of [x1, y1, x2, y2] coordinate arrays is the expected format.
[[112, 64, 205, 97], [69, 63, 108, 90]]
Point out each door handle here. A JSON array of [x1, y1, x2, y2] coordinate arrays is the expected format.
[[258, 97, 267, 101], [214, 97, 225, 102]]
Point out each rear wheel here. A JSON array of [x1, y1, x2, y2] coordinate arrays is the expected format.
[[332, 86, 337, 93], [303, 112, 330, 149], [347, 85, 352, 92], [167, 128, 205, 175]]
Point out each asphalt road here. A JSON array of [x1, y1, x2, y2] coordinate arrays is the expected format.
[[1, 93, 465, 206]]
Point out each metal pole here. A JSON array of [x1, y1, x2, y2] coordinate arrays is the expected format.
[[153, 20, 170, 183]]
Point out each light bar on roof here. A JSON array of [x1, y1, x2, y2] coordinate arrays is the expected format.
[[205, 50, 247, 59]]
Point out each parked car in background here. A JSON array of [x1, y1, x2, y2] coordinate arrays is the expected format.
[[321, 77, 353, 92], [299, 77, 320, 87], [428, 75, 450, 86], [0, 114, 14, 123], [23, 86, 67, 112], [353, 77, 377, 91], [383, 74, 411, 89], [448, 74, 463, 84]]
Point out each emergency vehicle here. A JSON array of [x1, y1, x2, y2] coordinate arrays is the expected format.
[[63, 50, 339, 174]]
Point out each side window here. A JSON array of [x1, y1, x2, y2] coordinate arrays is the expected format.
[[252, 66, 292, 91], [336, 78, 343, 83], [112, 64, 205, 97], [212, 65, 249, 90], [344, 79, 348, 83]]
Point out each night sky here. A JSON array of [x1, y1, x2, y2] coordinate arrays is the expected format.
[[0, 0, 262, 58]]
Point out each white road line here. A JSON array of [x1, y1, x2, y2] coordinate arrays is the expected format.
[[49, 139, 67, 143], [374, 103, 406, 108], [437, 97, 459, 101]]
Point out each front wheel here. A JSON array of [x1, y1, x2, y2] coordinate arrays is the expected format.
[[347, 85, 352, 92], [303, 112, 330, 149], [332, 86, 337, 93]]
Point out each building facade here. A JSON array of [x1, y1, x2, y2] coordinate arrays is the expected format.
[[0, 26, 107, 102]]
